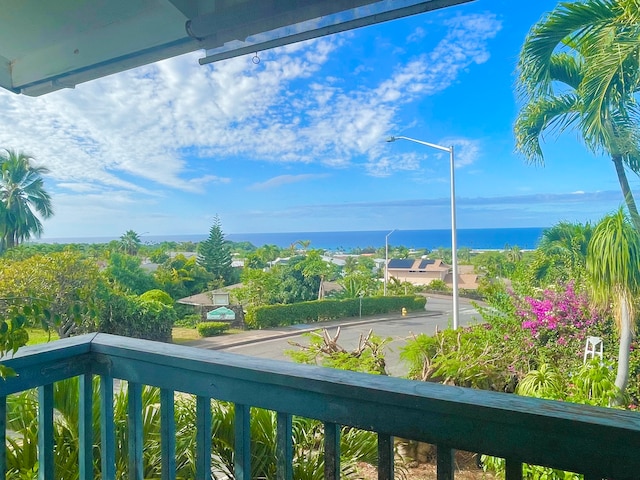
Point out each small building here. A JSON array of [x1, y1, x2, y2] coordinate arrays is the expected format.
[[387, 258, 479, 290]]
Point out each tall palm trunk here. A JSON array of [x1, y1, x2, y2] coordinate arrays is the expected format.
[[615, 298, 632, 395], [612, 154, 640, 232]]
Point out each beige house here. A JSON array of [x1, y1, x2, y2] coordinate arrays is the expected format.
[[387, 258, 479, 290]]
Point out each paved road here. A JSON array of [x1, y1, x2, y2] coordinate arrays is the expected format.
[[214, 296, 484, 377]]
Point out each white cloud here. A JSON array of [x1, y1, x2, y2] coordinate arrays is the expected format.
[[249, 173, 331, 190]]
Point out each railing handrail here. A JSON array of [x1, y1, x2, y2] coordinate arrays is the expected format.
[[1, 333, 639, 479]]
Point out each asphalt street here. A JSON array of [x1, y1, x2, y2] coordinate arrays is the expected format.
[[191, 295, 484, 377]]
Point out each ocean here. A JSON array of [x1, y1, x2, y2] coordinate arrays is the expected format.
[[39, 227, 546, 251]]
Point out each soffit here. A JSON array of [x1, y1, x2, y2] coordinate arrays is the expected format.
[[0, 0, 473, 96]]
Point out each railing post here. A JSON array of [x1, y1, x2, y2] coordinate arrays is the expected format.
[[436, 445, 454, 480], [100, 375, 116, 480], [160, 389, 176, 480], [324, 422, 340, 480], [377, 433, 394, 480], [505, 458, 523, 480], [79, 375, 94, 480], [38, 384, 54, 480], [196, 396, 211, 480], [234, 403, 251, 480], [0, 395, 6, 480], [276, 412, 293, 480], [128, 382, 143, 480]]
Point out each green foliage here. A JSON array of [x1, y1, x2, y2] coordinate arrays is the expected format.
[[139, 289, 174, 306], [248, 295, 426, 329], [424, 279, 449, 293], [0, 251, 104, 337], [400, 327, 513, 390], [196, 321, 230, 337], [197, 215, 233, 286], [286, 329, 390, 375], [104, 251, 157, 295], [97, 292, 175, 342], [0, 149, 53, 252], [4, 379, 378, 480], [119, 230, 142, 256], [174, 313, 201, 328], [154, 254, 212, 300], [234, 259, 320, 308]]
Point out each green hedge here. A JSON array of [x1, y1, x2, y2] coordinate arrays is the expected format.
[[197, 321, 230, 337], [98, 294, 176, 342], [246, 295, 426, 329]]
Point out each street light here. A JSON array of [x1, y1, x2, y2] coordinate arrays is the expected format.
[[384, 229, 396, 296], [386, 135, 459, 330]]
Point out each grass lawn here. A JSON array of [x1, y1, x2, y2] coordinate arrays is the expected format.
[[21, 327, 241, 347], [171, 326, 243, 345], [26, 328, 60, 346], [171, 327, 201, 344]]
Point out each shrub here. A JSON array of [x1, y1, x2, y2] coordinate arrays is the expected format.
[[197, 321, 230, 337], [248, 296, 426, 329], [425, 279, 450, 292], [139, 289, 174, 306], [174, 313, 201, 328], [98, 293, 176, 342]]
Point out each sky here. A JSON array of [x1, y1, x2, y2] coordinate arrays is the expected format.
[[0, 0, 635, 240]]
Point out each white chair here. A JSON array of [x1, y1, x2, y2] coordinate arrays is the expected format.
[[583, 336, 603, 363]]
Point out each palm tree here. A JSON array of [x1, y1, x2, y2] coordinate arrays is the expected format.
[[516, 0, 640, 231], [530, 222, 593, 286], [0, 149, 53, 250], [119, 229, 142, 255], [587, 208, 640, 397]]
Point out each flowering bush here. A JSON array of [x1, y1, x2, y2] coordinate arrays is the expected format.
[[511, 282, 605, 370]]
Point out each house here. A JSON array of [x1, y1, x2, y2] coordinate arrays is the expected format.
[[387, 258, 479, 289]]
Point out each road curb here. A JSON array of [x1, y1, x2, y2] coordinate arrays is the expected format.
[[186, 311, 441, 350]]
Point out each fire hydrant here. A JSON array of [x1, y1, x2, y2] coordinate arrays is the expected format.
[[401, 307, 407, 316]]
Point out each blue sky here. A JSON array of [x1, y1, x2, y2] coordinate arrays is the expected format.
[[0, 0, 634, 239]]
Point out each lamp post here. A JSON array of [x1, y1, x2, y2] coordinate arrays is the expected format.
[[384, 229, 396, 296], [387, 135, 459, 330]]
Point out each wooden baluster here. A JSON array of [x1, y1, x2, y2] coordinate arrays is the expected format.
[[505, 458, 523, 480], [100, 375, 115, 480], [276, 412, 293, 480], [436, 445, 454, 480], [234, 404, 251, 480], [79, 375, 94, 480], [377, 433, 394, 480], [38, 384, 54, 480], [324, 422, 340, 480], [127, 382, 143, 480], [196, 396, 211, 480], [0, 395, 6, 480], [160, 389, 176, 480]]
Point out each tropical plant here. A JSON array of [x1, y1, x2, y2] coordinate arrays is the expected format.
[[154, 254, 212, 300], [0, 149, 53, 251], [515, 0, 640, 230], [0, 251, 104, 337], [4, 379, 378, 480], [587, 208, 640, 397], [530, 222, 593, 285], [104, 251, 157, 295], [295, 250, 334, 300], [119, 230, 142, 256]]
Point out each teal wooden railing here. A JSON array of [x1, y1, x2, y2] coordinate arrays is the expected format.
[[0, 333, 639, 480]]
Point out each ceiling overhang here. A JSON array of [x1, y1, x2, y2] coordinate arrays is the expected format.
[[0, 0, 473, 97]]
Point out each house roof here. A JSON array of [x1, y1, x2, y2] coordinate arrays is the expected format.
[[388, 258, 449, 272], [2, 0, 471, 96]]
